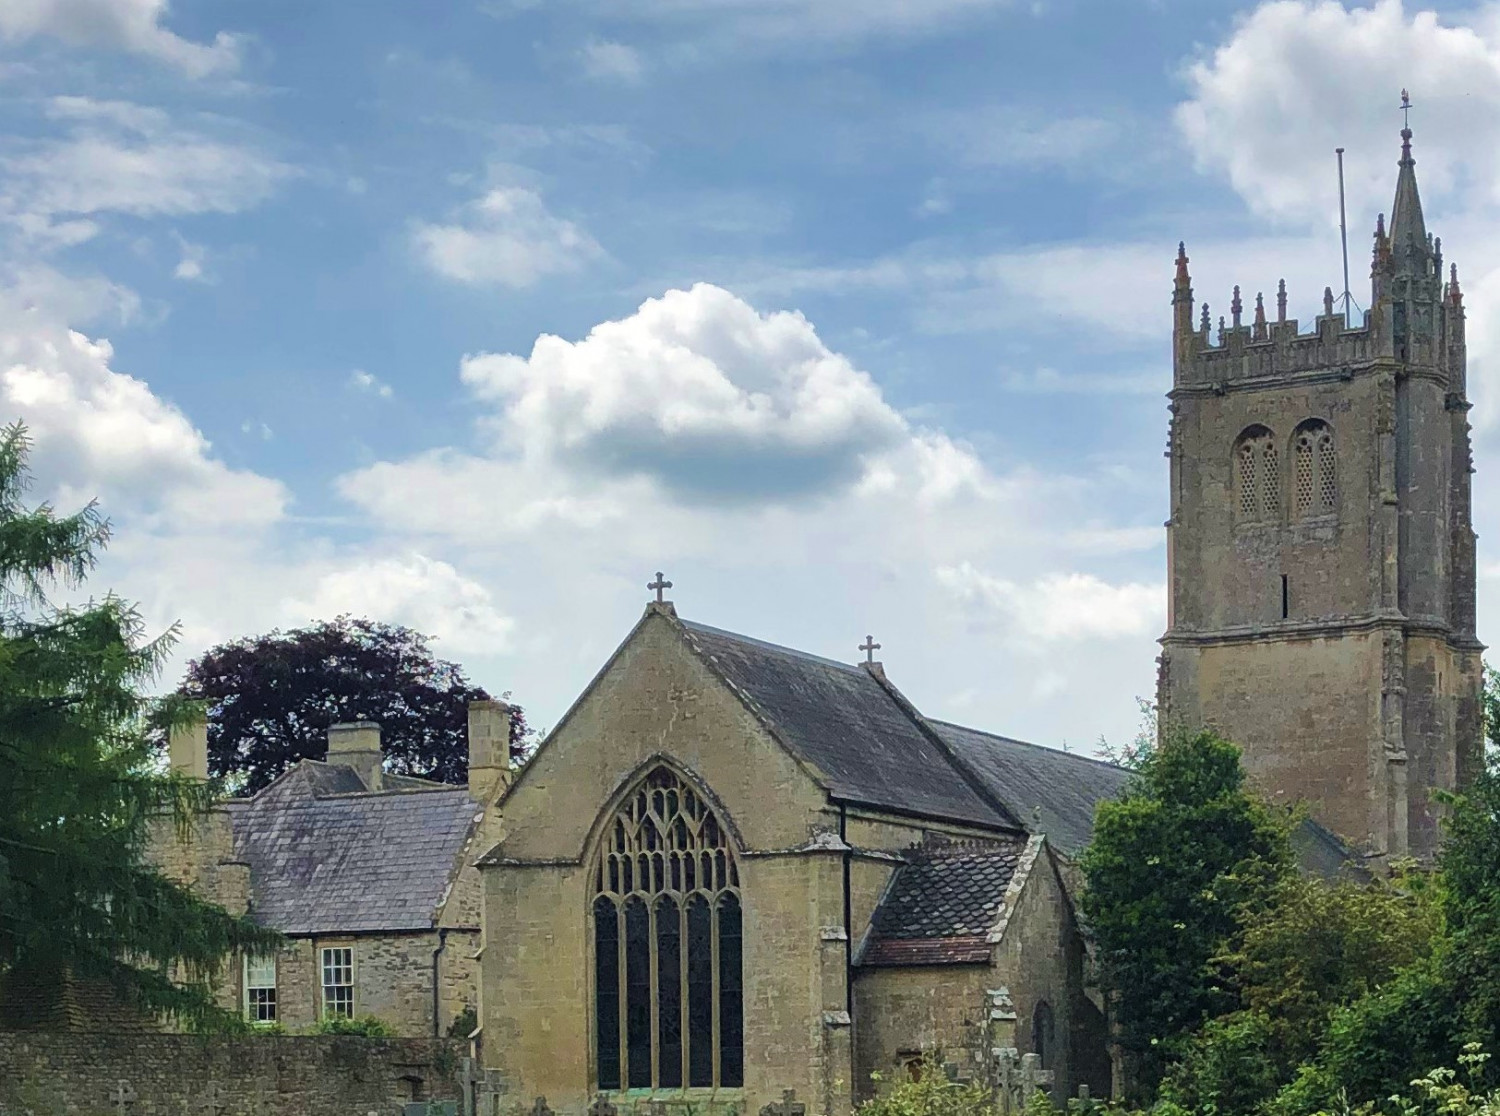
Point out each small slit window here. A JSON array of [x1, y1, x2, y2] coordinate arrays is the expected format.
[[1292, 420, 1337, 519], [1234, 426, 1279, 524]]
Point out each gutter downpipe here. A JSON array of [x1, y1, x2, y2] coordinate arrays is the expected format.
[[840, 806, 852, 1017], [432, 928, 450, 1037]]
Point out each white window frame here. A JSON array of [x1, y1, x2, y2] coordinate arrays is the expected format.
[[243, 953, 277, 1024], [321, 946, 355, 1019]]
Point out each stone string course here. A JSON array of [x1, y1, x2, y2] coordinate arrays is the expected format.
[[0, 1033, 462, 1115]]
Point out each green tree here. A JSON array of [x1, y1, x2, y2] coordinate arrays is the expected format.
[[1080, 726, 1291, 1099], [0, 424, 279, 1028], [1165, 871, 1440, 1112], [175, 617, 528, 794]]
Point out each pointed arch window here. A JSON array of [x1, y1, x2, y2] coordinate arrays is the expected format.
[[1234, 425, 1280, 524], [1292, 420, 1337, 519], [592, 766, 743, 1092]]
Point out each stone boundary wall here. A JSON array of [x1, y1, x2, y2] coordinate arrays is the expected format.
[[0, 1033, 463, 1116]]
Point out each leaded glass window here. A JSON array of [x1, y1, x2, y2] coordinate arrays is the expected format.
[[592, 767, 743, 1091]]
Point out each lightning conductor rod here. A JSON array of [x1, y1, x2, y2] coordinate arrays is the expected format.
[[1336, 146, 1352, 327]]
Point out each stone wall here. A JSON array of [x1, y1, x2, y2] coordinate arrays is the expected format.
[[0, 1033, 461, 1115]]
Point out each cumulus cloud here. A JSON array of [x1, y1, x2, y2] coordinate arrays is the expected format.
[[936, 562, 1164, 643], [0, 97, 293, 237], [579, 39, 645, 83], [281, 554, 516, 655], [455, 283, 911, 501], [1177, 0, 1500, 224], [0, 274, 286, 528], [411, 186, 603, 287], [0, 0, 240, 76]]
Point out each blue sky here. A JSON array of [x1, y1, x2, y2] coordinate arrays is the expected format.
[[6, 0, 1500, 754]]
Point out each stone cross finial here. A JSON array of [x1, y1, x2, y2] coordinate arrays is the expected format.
[[588, 1097, 618, 1116], [648, 572, 672, 604], [860, 635, 880, 664], [760, 1091, 806, 1116], [110, 1081, 137, 1114]]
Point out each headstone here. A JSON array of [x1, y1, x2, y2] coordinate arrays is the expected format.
[[589, 1096, 618, 1116], [759, 1091, 805, 1116], [110, 1082, 137, 1115], [531, 1097, 554, 1116]]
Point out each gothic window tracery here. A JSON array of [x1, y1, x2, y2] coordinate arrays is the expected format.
[[592, 766, 743, 1092], [1292, 420, 1337, 519], [1234, 426, 1280, 524]]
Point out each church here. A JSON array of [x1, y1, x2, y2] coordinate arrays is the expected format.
[[471, 120, 1482, 1116]]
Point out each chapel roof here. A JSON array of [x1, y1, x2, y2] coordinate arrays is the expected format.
[[929, 720, 1132, 857], [230, 761, 482, 936], [681, 620, 1019, 830], [860, 835, 1033, 967]]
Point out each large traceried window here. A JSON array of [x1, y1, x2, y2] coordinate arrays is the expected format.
[[1234, 425, 1280, 524], [1292, 420, 1337, 519], [593, 766, 743, 1092]]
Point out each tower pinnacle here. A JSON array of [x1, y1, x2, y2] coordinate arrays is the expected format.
[[1390, 91, 1430, 275]]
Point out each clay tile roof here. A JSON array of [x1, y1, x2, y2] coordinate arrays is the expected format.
[[681, 621, 1014, 829], [861, 836, 1029, 967], [231, 763, 481, 935]]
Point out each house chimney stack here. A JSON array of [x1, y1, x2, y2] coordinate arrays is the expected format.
[[467, 700, 514, 806], [327, 721, 383, 791], [168, 710, 209, 781]]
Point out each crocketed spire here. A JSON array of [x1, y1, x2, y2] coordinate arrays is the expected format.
[[1389, 110, 1430, 277]]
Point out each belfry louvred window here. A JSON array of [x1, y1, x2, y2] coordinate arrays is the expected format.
[[593, 766, 743, 1091], [1234, 426, 1280, 524], [1292, 420, 1337, 519]]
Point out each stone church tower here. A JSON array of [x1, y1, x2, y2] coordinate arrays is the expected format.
[[1158, 122, 1483, 861]]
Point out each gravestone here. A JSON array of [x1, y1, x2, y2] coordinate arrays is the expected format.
[[759, 1091, 805, 1116]]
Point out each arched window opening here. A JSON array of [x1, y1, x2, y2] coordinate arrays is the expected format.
[[593, 766, 743, 1092], [1032, 1000, 1055, 1071], [1234, 426, 1279, 524], [1292, 420, 1337, 519]]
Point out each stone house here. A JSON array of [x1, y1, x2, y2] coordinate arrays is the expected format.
[[475, 605, 1127, 1115], [154, 701, 514, 1037]]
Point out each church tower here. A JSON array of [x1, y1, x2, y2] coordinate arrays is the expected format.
[[1158, 120, 1483, 861]]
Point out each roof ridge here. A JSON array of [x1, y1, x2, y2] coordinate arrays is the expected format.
[[928, 717, 1128, 774], [681, 620, 863, 674]]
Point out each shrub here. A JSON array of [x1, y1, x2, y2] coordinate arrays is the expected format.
[[313, 1014, 395, 1037]]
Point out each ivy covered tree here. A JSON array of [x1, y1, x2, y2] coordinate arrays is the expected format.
[[1079, 726, 1291, 1098], [0, 424, 280, 1028], [174, 617, 527, 794]]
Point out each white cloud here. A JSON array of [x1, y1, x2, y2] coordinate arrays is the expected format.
[[0, 97, 293, 235], [1177, 0, 1500, 224], [0, 0, 240, 76], [281, 553, 516, 656], [349, 369, 393, 399], [579, 39, 645, 83], [0, 274, 286, 529], [936, 562, 1164, 643], [172, 233, 206, 281], [412, 186, 603, 287], [454, 283, 911, 501]]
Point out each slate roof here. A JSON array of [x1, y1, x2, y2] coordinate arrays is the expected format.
[[932, 720, 1132, 857], [682, 621, 1015, 829], [230, 762, 482, 935], [861, 837, 1030, 967]]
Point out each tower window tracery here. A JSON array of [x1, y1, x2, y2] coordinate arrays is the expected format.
[[592, 766, 743, 1092], [1292, 420, 1337, 519], [1233, 426, 1280, 524]]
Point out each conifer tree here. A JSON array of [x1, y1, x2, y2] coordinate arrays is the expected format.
[[0, 423, 280, 1028]]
